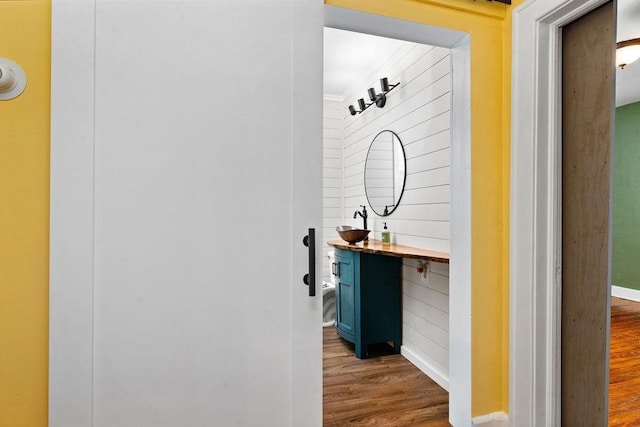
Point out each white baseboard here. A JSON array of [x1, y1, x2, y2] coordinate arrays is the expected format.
[[612, 285, 640, 302], [401, 345, 449, 392], [472, 412, 509, 426]]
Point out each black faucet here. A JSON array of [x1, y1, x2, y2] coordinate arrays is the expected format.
[[353, 205, 368, 231]]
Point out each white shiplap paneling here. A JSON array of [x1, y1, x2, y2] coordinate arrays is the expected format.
[[323, 100, 344, 282]]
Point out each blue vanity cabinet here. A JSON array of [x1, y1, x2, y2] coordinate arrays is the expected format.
[[334, 249, 356, 342], [334, 248, 402, 359]]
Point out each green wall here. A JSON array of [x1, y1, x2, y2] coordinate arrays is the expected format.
[[613, 101, 640, 290]]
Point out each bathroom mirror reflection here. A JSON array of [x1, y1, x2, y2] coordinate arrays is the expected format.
[[364, 130, 406, 216]]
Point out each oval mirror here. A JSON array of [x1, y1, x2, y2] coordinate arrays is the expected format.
[[364, 130, 406, 216]]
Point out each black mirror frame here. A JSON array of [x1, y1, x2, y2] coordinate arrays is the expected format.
[[363, 130, 407, 217]]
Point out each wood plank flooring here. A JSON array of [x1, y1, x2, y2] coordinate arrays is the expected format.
[[323, 297, 640, 426], [610, 297, 640, 425], [323, 327, 449, 426]]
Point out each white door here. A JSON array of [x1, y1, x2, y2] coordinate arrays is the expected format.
[[49, 1, 323, 426]]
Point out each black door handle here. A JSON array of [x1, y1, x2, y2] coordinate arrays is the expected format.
[[303, 228, 316, 297]]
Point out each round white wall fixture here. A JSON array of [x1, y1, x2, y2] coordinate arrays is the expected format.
[[0, 58, 27, 101]]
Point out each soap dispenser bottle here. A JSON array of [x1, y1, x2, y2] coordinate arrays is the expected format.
[[381, 222, 391, 245]]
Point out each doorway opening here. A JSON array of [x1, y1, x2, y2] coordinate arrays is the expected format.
[[322, 5, 471, 425], [510, 0, 620, 423], [609, 1, 640, 423]]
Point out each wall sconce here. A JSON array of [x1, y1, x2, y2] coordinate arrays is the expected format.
[[0, 58, 27, 101], [348, 77, 399, 115], [617, 38, 640, 69]]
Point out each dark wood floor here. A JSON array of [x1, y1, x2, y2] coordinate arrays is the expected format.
[[323, 298, 640, 426], [323, 327, 449, 426], [610, 297, 640, 426]]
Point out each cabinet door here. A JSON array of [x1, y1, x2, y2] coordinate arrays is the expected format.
[[335, 251, 355, 339]]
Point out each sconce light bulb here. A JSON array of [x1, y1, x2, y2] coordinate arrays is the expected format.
[[380, 77, 390, 92], [348, 105, 357, 116], [357, 98, 366, 111], [368, 88, 377, 102]]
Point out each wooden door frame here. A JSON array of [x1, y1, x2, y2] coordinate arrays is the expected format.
[[510, 0, 612, 424]]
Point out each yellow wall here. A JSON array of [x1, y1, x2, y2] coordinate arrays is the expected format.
[[327, 0, 512, 416], [0, 1, 51, 425]]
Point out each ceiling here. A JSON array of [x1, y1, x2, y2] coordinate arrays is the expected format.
[[324, 9, 640, 107], [323, 28, 413, 100]]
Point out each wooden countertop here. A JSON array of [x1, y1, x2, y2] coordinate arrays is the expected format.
[[327, 239, 450, 264]]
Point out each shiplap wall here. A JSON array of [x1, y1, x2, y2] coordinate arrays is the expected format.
[[323, 99, 343, 282], [337, 42, 452, 386]]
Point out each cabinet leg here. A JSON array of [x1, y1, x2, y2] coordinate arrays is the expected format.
[[393, 340, 401, 354], [355, 342, 367, 359]]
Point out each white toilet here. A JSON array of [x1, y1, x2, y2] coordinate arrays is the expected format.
[[322, 251, 336, 327]]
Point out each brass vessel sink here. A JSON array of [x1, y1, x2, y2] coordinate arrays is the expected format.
[[336, 226, 370, 244]]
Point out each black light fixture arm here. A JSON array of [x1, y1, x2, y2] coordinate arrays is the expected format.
[[348, 76, 400, 115]]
